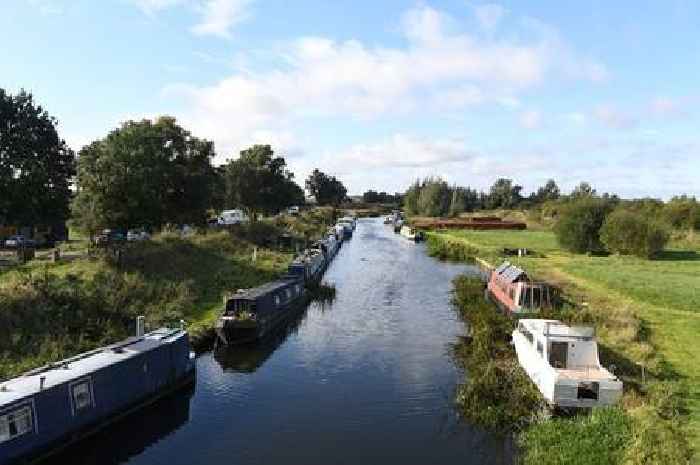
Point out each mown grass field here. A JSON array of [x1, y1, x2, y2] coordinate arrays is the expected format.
[[429, 228, 700, 464]]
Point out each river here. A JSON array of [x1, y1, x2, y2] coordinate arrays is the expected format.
[[43, 218, 512, 465]]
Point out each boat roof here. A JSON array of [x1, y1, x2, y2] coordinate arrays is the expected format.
[[0, 329, 186, 407], [494, 262, 528, 283], [519, 319, 595, 339], [232, 279, 297, 300]]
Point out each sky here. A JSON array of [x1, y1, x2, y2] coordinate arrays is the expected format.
[[2, 0, 699, 198]]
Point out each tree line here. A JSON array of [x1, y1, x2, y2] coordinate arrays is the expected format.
[[0, 89, 349, 237]]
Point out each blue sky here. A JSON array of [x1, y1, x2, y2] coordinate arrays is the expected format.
[[2, 0, 698, 197]]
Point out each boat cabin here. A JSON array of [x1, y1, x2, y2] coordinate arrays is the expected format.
[[487, 262, 555, 314], [513, 319, 622, 407], [223, 279, 305, 320]]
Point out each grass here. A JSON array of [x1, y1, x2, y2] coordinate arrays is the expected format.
[[429, 228, 699, 464], [0, 230, 294, 380]]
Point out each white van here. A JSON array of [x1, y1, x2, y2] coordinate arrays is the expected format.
[[218, 209, 249, 225]]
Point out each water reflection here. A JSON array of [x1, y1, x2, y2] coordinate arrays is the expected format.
[[42, 383, 195, 465]]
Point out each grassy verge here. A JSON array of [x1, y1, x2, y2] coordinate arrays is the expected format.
[[0, 230, 294, 380], [432, 229, 696, 464]]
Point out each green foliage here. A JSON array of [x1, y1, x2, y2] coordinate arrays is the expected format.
[[305, 168, 347, 206], [425, 234, 479, 261], [487, 178, 523, 209], [554, 197, 613, 253], [361, 190, 400, 204], [418, 177, 450, 216], [600, 209, 669, 258], [531, 179, 561, 204], [0, 88, 75, 226], [520, 408, 632, 465], [71, 116, 216, 234], [664, 195, 700, 230], [224, 145, 304, 220]]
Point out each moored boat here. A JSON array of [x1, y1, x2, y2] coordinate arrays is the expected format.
[[215, 278, 306, 345], [399, 225, 424, 242], [0, 321, 195, 464], [513, 319, 623, 407], [486, 262, 556, 314]]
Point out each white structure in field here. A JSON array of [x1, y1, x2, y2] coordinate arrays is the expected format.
[[218, 209, 249, 225], [512, 319, 623, 407]]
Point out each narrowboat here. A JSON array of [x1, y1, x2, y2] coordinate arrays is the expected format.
[[486, 262, 556, 314], [336, 221, 353, 239], [399, 225, 424, 242], [513, 319, 623, 407], [215, 278, 306, 345], [288, 249, 326, 284], [338, 217, 356, 231], [0, 322, 195, 464]]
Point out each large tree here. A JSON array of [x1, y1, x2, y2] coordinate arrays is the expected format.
[[224, 144, 303, 220], [487, 178, 523, 209], [305, 169, 347, 206], [0, 89, 75, 227], [72, 116, 216, 233]]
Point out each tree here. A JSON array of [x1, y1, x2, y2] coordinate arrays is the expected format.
[[600, 209, 669, 258], [570, 181, 596, 199], [0, 89, 75, 227], [533, 179, 560, 203], [487, 178, 523, 209], [553, 197, 613, 253], [448, 188, 468, 217], [305, 169, 347, 206], [224, 145, 304, 221], [417, 178, 450, 217], [72, 116, 216, 233]]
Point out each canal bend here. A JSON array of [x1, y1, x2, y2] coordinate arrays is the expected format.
[[46, 218, 511, 465]]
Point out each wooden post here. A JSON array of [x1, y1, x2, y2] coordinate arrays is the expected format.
[[252, 246, 257, 263]]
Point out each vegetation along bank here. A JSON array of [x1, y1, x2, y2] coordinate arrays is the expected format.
[[433, 226, 696, 465]]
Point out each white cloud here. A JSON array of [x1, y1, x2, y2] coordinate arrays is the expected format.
[[191, 0, 252, 38], [132, 0, 252, 37], [474, 4, 508, 31], [165, 5, 608, 158], [519, 109, 542, 129]]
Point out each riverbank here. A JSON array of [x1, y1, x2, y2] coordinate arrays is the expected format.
[[430, 230, 696, 464], [0, 230, 294, 380]]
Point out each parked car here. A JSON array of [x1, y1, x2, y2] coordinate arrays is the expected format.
[[127, 230, 151, 241], [218, 209, 249, 225], [95, 229, 125, 246], [4, 235, 36, 249], [287, 206, 300, 215]]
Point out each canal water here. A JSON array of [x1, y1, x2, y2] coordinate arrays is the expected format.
[[45, 219, 512, 465]]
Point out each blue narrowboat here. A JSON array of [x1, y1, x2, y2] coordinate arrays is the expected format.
[[288, 249, 326, 284], [215, 278, 306, 345], [0, 325, 195, 465]]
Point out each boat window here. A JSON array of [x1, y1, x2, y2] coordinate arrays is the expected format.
[[577, 382, 599, 400], [537, 341, 543, 356], [522, 288, 532, 308], [286, 289, 292, 299], [71, 378, 94, 414], [549, 341, 568, 369], [0, 405, 34, 443], [532, 287, 542, 307], [274, 295, 281, 307]]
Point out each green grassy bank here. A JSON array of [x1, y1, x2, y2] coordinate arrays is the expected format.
[[431, 229, 697, 464], [0, 230, 294, 380]]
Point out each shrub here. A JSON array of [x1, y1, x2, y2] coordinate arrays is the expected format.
[[553, 198, 613, 253], [600, 210, 669, 258]]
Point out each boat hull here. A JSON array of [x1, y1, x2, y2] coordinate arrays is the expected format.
[[215, 297, 306, 345]]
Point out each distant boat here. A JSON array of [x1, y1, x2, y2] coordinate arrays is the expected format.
[[0, 321, 195, 464], [400, 225, 424, 242], [486, 262, 556, 314], [513, 319, 623, 407]]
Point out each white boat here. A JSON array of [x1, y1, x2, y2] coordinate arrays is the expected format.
[[399, 225, 423, 242], [512, 319, 622, 408], [338, 216, 356, 230]]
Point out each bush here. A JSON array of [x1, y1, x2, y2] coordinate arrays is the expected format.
[[553, 198, 613, 253], [600, 210, 669, 258]]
